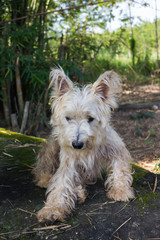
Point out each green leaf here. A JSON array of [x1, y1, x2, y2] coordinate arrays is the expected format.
[[121, 18, 130, 22], [149, 130, 156, 135]]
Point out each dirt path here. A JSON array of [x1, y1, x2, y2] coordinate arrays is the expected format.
[[113, 83, 160, 173]]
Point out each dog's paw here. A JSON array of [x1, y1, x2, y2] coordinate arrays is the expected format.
[[35, 173, 52, 188], [37, 206, 65, 223], [107, 186, 135, 202], [76, 185, 87, 204]]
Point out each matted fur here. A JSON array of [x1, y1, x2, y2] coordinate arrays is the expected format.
[[33, 68, 134, 222]]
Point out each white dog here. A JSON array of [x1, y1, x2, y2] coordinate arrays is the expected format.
[[33, 68, 134, 222]]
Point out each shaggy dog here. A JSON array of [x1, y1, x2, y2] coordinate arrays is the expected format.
[[33, 68, 134, 222]]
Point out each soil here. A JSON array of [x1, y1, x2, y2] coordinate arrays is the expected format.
[[0, 83, 160, 240], [113, 83, 160, 173], [0, 131, 160, 240]]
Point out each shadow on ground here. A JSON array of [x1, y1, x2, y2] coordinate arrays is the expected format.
[[0, 128, 160, 240]]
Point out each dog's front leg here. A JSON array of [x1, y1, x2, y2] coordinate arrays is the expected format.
[[104, 126, 135, 202], [37, 155, 81, 222], [33, 136, 60, 188]]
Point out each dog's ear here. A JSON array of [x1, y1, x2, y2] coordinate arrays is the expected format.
[[92, 70, 122, 107], [49, 68, 73, 97]]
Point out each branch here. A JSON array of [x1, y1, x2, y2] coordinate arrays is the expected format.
[[0, 0, 117, 24]]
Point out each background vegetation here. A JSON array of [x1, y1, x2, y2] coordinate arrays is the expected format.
[[0, 0, 159, 134]]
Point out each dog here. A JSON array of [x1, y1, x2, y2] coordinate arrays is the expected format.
[[33, 68, 134, 222]]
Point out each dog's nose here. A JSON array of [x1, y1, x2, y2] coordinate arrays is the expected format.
[[72, 140, 84, 149]]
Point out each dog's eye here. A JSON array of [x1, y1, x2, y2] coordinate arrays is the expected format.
[[65, 116, 71, 121], [88, 116, 94, 123]]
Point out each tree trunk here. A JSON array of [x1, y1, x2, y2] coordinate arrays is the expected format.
[[155, 0, 159, 68], [0, 23, 11, 126], [2, 84, 10, 126], [119, 100, 160, 110], [128, 3, 135, 67], [11, 113, 20, 132]]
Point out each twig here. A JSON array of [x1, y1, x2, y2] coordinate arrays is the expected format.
[[90, 200, 115, 213], [47, 223, 79, 239], [115, 201, 130, 215], [45, 231, 65, 239], [2, 152, 13, 158], [17, 208, 36, 216], [88, 212, 111, 215], [90, 192, 98, 199], [6, 143, 37, 148], [0, 236, 7, 240], [101, 200, 116, 206], [33, 223, 70, 231], [145, 132, 151, 140], [21, 230, 37, 235], [112, 234, 122, 240], [153, 175, 158, 193], [0, 232, 16, 236], [148, 182, 152, 191], [7, 199, 14, 207], [112, 217, 132, 236], [32, 148, 36, 154], [65, 223, 79, 232], [127, 63, 137, 75], [84, 213, 96, 229], [21, 163, 34, 169]]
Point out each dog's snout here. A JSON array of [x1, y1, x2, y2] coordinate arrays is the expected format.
[[72, 140, 84, 149]]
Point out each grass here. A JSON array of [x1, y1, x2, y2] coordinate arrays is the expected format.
[[81, 52, 156, 86], [0, 128, 45, 170], [0, 128, 46, 143]]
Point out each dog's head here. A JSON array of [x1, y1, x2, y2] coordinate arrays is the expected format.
[[49, 68, 121, 150]]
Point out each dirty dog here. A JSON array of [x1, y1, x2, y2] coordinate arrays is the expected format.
[[33, 68, 134, 222]]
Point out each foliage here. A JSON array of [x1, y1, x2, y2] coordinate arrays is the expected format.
[[154, 159, 160, 174]]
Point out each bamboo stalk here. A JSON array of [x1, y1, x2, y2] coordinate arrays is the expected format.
[[20, 101, 30, 133], [15, 56, 24, 112], [11, 113, 20, 132]]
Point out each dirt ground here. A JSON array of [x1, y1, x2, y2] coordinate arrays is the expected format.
[[0, 129, 160, 240], [0, 83, 160, 240], [113, 83, 160, 173]]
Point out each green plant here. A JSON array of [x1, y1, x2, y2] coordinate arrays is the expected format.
[[154, 159, 160, 173]]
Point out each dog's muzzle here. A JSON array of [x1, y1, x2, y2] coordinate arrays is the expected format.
[[72, 140, 84, 149]]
